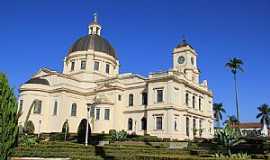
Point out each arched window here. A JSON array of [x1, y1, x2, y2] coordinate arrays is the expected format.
[[129, 94, 134, 106], [141, 117, 147, 130], [71, 103, 77, 116], [128, 118, 133, 130]]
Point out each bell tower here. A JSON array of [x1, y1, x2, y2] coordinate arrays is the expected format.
[[173, 37, 200, 83]]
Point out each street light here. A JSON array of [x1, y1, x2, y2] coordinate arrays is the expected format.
[[64, 119, 68, 141], [38, 120, 42, 138], [85, 103, 91, 146]]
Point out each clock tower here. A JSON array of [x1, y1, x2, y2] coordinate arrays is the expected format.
[[172, 38, 200, 83]]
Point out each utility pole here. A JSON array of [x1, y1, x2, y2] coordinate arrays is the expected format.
[[85, 104, 91, 146]]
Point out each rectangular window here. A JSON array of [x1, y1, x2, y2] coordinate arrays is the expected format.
[[142, 92, 148, 105], [53, 101, 58, 115], [71, 61, 75, 71], [81, 60, 86, 70], [90, 106, 95, 118], [185, 93, 189, 106], [129, 94, 133, 106], [193, 119, 196, 136], [96, 108, 100, 120], [105, 63, 110, 74], [71, 103, 77, 117], [104, 109, 110, 120], [174, 119, 178, 131], [199, 98, 202, 111], [157, 89, 163, 103], [118, 95, 122, 101], [192, 96, 196, 109], [186, 117, 189, 137], [33, 100, 42, 114], [156, 117, 162, 130], [94, 61, 99, 71], [199, 119, 202, 137], [19, 100, 23, 111]]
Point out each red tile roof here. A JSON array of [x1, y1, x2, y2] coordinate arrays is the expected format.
[[231, 122, 262, 129]]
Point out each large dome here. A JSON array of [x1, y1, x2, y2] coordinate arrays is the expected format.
[[68, 34, 117, 59]]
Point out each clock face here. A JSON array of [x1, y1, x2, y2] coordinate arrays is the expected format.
[[178, 56, 185, 64]]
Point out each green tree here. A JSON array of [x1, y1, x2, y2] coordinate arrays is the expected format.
[[213, 103, 226, 128], [225, 57, 244, 121], [0, 73, 20, 160], [216, 125, 243, 155], [62, 120, 69, 141], [256, 104, 270, 128]]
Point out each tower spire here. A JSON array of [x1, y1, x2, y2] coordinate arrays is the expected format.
[[88, 12, 102, 35], [93, 12, 98, 23], [181, 35, 187, 45]]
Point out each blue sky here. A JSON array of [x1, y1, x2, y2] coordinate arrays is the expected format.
[[0, 0, 269, 122]]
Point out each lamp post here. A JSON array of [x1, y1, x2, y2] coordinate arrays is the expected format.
[[85, 104, 91, 146], [64, 119, 68, 141], [38, 120, 42, 139]]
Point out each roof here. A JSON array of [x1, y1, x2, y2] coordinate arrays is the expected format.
[[176, 39, 193, 49], [25, 77, 50, 85], [231, 123, 262, 129], [68, 34, 117, 59]]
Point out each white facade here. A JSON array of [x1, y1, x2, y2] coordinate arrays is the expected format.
[[18, 15, 214, 140]]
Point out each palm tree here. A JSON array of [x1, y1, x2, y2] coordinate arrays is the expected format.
[[213, 103, 226, 128], [256, 104, 270, 128], [225, 57, 244, 121], [224, 115, 239, 127]]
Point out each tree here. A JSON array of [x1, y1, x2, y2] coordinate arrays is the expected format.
[[62, 120, 69, 141], [77, 119, 91, 143], [256, 104, 270, 135], [225, 57, 244, 121], [224, 115, 239, 127], [215, 125, 243, 155], [0, 73, 20, 160], [213, 103, 226, 128]]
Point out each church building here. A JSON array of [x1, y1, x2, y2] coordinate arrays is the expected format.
[[18, 15, 214, 140]]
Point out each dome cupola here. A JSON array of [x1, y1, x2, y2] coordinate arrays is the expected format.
[[67, 13, 117, 59], [63, 13, 120, 81]]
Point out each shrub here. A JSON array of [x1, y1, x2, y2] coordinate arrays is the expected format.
[[111, 130, 127, 141], [24, 121, 35, 134], [214, 153, 251, 160], [19, 135, 38, 147], [109, 129, 116, 135]]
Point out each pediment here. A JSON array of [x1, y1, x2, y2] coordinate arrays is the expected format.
[[32, 68, 53, 78]]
